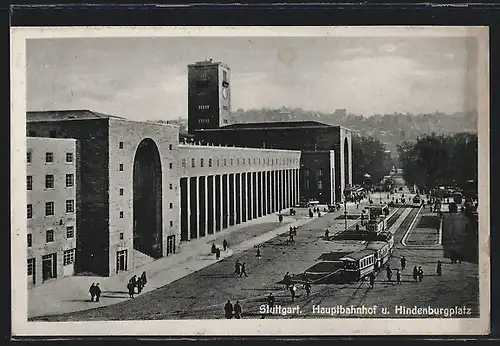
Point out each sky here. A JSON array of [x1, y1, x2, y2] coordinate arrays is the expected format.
[[26, 35, 478, 121]]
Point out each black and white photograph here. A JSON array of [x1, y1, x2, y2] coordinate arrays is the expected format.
[[10, 26, 490, 336]]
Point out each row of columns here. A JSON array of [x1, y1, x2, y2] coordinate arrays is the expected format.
[[180, 169, 300, 241]]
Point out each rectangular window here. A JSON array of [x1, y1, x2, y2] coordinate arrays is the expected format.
[[169, 183, 173, 190], [169, 203, 173, 209], [66, 226, 74, 238], [208, 159, 212, 167], [27, 204, 32, 219], [27, 234, 32, 247], [119, 188, 124, 196], [318, 169, 323, 176], [230, 159, 233, 166], [318, 181, 323, 190], [169, 144, 173, 150], [66, 174, 74, 187], [217, 159, 220, 167], [191, 158, 195, 167], [119, 141, 124, 149], [119, 164, 124, 171], [27, 258, 34, 276], [65, 199, 74, 213], [27, 176, 32, 190], [45, 152, 53, 163], [27, 151, 32, 163], [63, 249, 75, 266], [45, 202, 54, 216], [45, 175, 54, 189], [46, 230, 54, 243], [182, 159, 186, 168], [170, 221, 173, 227], [120, 232, 124, 240], [169, 163, 173, 169], [200, 158, 204, 167], [120, 211, 124, 218], [237, 158, 240, 166], [66, 153, 73, 163], [224, 159, 227, 166]]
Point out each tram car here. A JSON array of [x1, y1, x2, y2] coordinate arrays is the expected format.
[[339, 249, 377, 281], [365, 233, 394, 271], [365, 217, 387, 233], [339, 232, 395, 281]]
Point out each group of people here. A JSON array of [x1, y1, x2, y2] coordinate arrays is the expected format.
[[234, 259, 248, 277], [127, 271, 147, 298], [308, 208, 322, 218], [224, 300, 243, 319], [282, 272, 311, 301], [88, 282, 102, 302]]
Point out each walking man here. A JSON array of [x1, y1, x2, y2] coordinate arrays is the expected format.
[[89, 283, 96, 302], [256, 247, 261, 258], [224, 300, 233, 319], [290, 284, 297, 302], [267, 293, 275, 309], [400, 256, 406, 271], [369, 272, 375, 288], [223, 239, 228, 251], [437, 260, 442, 276], [235, 260, 241, 275], [418, 266, 424, 282], [283, 272, 291, 289], [304, 281, 311, 298], [141, 271, 147, 287], [396, 269, 401, 284], [386, 265, 393, 282], [324, 229, 330, 239], [216, 247, 221, 260], [127, 281, 135, 298], [412, 266, 418, 282], [95, 283, 102, 302], [234, 301, 243, 319], [240, 263, 248, 277]]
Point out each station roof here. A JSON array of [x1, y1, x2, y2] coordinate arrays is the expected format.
[[195, 120, 343, 132], [27, 110, 127, 122], [339, 249, 375, 261]]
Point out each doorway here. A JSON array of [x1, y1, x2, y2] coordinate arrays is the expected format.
[[167, 235, 176, 256], [42, 253, 57, 282], [133, 138, 163, 258], [116, 249, 128, 273]]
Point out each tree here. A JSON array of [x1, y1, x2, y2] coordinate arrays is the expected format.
[[352, 134, 392, 186]]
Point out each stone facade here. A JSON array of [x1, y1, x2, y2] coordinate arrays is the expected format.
[[26, 137, 77, 287], [299, 151, 336, 204]]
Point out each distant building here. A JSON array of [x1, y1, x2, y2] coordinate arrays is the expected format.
[[27, 137, 77, 287]]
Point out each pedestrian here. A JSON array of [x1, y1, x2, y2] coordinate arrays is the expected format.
[[234, 260, 241, 275], [324, 229, 330, 239], [400, 256, 406, 271], [240, 263, 248, 277], [267, 293, 275, 309], [89, 283, 96, 302], [256, 247, 261, 258], [309, 209, 314, 218], [304, 281, 311, 298], [355, 223, 360, 231], [290, 284, 296, 302], [412, 266, 418, 282], [141, 271, 147, 286], [95, 283, 101, 302], [278, 214, 283, 223], [418, 266, 424, 282], [396, 269, 401, 284], [130, 275, 137, 287], [369, 272, 375, 288], [223, 239, 228, 251], [216, 247, 221, 260], [224, 300, 234, 319], [437, 260, 442, 276], [234, 301, 243, 319], [127, 281, 135, 298], [283, 272, 291, 289], [211, 243, 217, 254], [138, 276, 144, 293], [386, 265, 392, 281]]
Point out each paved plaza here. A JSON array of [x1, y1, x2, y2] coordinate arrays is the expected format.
[[30, 192, 479, 321]]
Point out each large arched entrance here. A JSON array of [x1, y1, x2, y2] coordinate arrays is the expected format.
[[133, 138, 163, 259], [344, 137, 349, 189]]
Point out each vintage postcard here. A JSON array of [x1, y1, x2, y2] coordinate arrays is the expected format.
[[11, 26, 490, 336]]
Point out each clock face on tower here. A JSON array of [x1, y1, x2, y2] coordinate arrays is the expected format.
[[222, 87, 228, 99]]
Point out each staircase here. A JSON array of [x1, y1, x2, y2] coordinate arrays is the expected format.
[[132, 249, 156, 270]]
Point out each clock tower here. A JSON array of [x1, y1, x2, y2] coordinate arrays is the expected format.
[[187, 60, 231, 135]]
